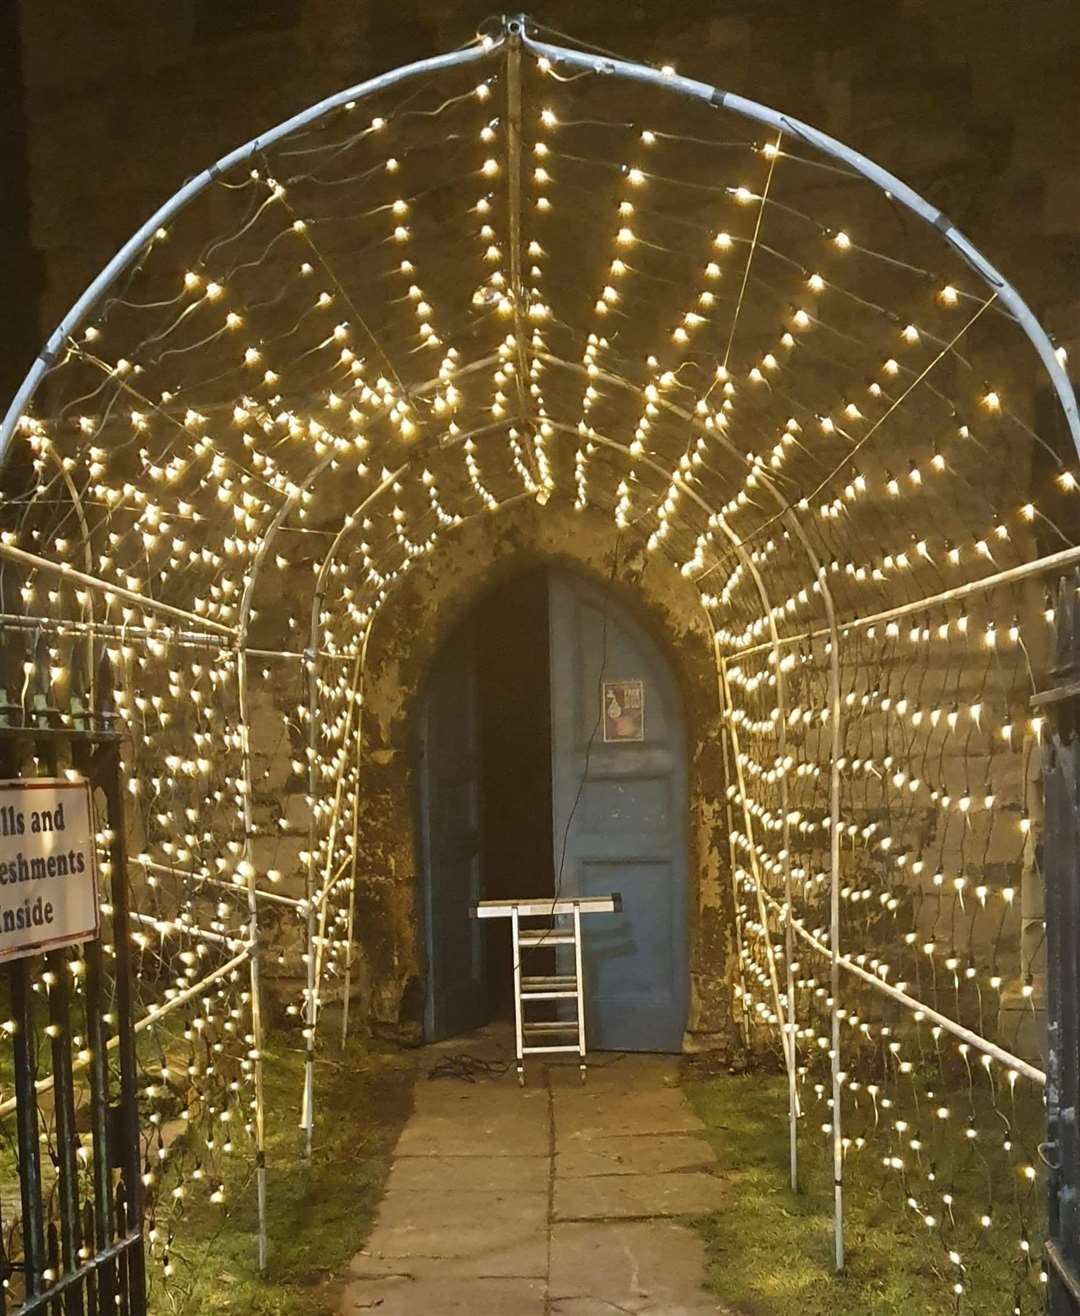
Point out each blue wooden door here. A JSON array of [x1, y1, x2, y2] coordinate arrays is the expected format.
[[419, 622, 488, 1040], [548, 569, 689, 1051]]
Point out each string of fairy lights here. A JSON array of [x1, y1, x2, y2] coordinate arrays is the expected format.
[[0, 19, 1075, 1310]]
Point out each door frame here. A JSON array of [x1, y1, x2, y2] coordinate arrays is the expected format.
[[547, 563, 692, 1051], [413, 614, 486, 1042], [412, 556, 696, 1047]]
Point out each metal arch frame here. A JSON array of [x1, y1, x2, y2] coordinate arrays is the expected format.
[[519, 25, 1080, 461], [0, 16, 1071, 1284], [1, 23, 1075, 465], [299, 415, 806, 1123], [0, 36, 505, 464]]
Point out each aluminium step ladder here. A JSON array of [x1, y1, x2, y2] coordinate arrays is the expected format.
[[474, 894, 620, 1085]]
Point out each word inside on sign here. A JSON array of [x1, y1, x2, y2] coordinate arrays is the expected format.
[[0, 780, 100, 960]]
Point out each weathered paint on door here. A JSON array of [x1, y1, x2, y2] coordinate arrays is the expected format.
[[548, 569, 690, 1051], [418, 621, 488, 1041]]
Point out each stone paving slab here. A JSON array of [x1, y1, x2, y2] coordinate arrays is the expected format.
[[556, 1132, 716, 1178], [347, 1248, 547, 1282], [548, 1054, 684, 1092], [553, 1086, 706, 1139], [411, 1081, 547, 1116], [364, 1186, 548, 1268], [556, 1169, 726, 1220], [549, 1220, 727, 1314], [394, 1091, 550, 1156], [388, 1151, 549, 1193], [340, 1031, 725, 1315], [340, 1274, 547, 1314]]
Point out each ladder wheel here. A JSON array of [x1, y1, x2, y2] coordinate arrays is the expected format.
[[579, 1064, 587, 1086], [517, 1067, 525, 1088]]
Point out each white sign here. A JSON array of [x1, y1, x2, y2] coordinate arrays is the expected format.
[[0, 778, 101, 962]]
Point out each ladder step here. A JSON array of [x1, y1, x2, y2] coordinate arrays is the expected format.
[[518, 932, 576, 946], [524, 1021, 579, 1034], [521, 976, 578, 989], [522, 1044, 583, 1055], [521, 989, 578, 1001]]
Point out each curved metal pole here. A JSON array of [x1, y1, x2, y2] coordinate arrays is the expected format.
[[340, 618, 375, 1048], [520, 28, 1080, 462], [541, 421, 800, 1122], [299, 462, 407, 1156], [0, 37, 503, 465], [701, 606, 752, 1051], [541, 374, 843, 1233], [0, 540, 237, 636], [234, 454, 332, 1268]]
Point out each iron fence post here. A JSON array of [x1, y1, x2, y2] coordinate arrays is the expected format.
[[1035, 569, 1080, 1313], [99, 744, 147, 1315]]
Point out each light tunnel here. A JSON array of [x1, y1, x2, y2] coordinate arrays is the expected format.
[[0, 14, 1076, 1299]]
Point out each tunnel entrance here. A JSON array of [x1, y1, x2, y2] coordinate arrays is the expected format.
[[417, 565, 690, 1051]]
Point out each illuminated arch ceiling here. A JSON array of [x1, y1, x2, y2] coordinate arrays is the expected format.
[[0, 19, 1077, 1283], [3, 17, 1078, 668]]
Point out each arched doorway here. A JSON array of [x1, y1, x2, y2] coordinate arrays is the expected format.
[[417, 564, 690, 1052]]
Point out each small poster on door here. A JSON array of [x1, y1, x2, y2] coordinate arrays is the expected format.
[[603, 680, 645, 743]]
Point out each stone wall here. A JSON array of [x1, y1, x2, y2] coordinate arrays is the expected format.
[[16, 1, 1080, 363], [346, 500, 733, 1046], [10, 0, 1079, 1050]]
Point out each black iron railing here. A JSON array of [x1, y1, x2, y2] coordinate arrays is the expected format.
[[1037, 570, 1080, 1314], [0, 722, 145, 1316]]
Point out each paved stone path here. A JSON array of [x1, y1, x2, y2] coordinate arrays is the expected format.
[[340, 1029, 727, 1314]]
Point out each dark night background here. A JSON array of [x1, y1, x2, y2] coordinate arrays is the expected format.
[[2, 0, 1079, 417]]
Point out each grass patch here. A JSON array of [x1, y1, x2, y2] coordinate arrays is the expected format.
[[683, 1064, 1044, 1316], [152, 1027, 414, 1316]]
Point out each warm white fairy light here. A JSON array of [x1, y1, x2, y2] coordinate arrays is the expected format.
[[0, 33, 1066, 1311]]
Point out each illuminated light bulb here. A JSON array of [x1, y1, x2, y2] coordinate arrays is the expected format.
[[833, 230, 851, 249]]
